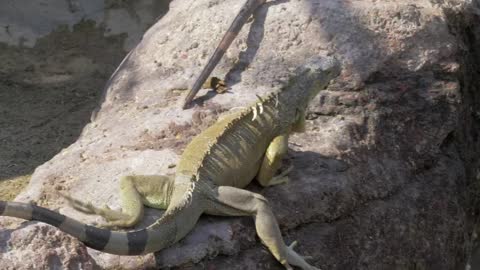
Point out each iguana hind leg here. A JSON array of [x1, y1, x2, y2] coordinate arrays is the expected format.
[[257, 134, 292, 187], [61, 175, 174, 228], [59, 191, 131, 223], [205, 186, 319, 270]]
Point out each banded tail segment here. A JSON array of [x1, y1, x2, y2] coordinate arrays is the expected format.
[[183, 0, 266, 109], [0, 199, 200, 256]]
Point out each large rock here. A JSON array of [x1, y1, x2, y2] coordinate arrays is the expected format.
[[1, 0, 479, 269]]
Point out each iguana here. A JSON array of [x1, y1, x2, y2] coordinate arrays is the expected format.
[[183, 0, 267, 109], [0, 57, 340, 270]]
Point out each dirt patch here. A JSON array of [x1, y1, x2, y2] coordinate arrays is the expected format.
[[131, 105, 227, 154]]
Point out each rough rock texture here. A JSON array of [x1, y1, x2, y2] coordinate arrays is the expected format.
[[1, 0, 479, 269], [0, 0, 170, 50], [0, 223, 96, 270]]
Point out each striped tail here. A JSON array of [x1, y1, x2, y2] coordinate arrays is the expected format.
[[0, 199, 202, 255]]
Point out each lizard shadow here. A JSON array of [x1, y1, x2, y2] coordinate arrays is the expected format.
[[189, 88, 220, 107], [224, 0, 290, 87], [248, 149, 350, 194], [288, 149, 350, 174]]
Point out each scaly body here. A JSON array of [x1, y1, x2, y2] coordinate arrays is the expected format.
[[0, 57, 340, 270]]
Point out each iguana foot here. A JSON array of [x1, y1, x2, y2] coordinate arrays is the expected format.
[[267, 165, 293, 186], [57, 191, 93, 213], [285, 240, 320, 270], [205, 186, 320, 270], [58, 191, 130, 223]]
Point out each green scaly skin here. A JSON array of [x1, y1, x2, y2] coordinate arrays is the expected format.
[[0, 57, 340, 270]]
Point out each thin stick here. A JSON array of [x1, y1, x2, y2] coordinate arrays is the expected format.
[[182, 0, 266, 109]]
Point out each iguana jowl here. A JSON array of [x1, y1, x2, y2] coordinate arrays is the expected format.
[[0, 57, 340, 270]]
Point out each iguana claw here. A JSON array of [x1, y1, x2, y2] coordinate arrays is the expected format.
[[289, 240, 298, 249], [286, 240, 321, 270]]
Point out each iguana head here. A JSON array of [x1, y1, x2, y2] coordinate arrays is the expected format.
[[283, 56, 341, 111], [301, 56, 340, 101]]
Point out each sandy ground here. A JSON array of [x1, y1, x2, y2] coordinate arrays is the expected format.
[[0, 70, 101, 200], [0, 21, 127, 201]]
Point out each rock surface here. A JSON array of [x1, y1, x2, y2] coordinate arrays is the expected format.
[[0, 0, 169, 50], [1, 0, 480, 269]]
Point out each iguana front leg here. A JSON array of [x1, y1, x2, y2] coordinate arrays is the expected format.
[[292, 108, 307, 133], [61, 175, 174, 228], [205, 186, 319, 270], [257, 134, 292, 186]]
